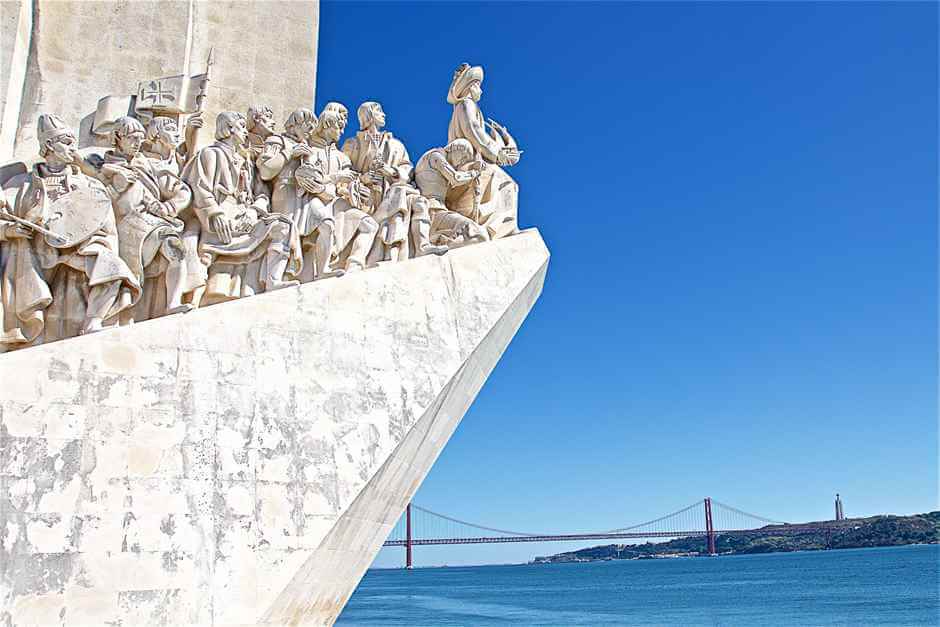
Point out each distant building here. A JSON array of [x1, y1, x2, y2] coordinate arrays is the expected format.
[[835, 493, 845, 520]]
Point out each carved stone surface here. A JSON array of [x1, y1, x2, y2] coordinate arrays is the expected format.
[[1, 1, 319, 162], [0, 229, 549, 625]]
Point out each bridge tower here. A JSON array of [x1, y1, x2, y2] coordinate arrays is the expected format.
[[835, 494, 845, 521], [704, 497, 717, 556], [405, 503, 414, 569]]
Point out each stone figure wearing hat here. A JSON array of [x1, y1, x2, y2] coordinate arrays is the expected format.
[[258, 108, 336, 282], [447, 63, 522, 240], [414, 139, 489, 249], [343, 102, 447, 262], [1, 114, 140, 344], [182, 111, 301, 305], [97, 116, 198, 321]]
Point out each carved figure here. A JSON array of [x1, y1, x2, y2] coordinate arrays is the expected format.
[[97, 116, 196, 320], [246, 104, 277, 163], [182, 111, 300, 305], [300, 108, 377, 273], [0, 203, 49, 348], [414, 139, 489, 248], [447, 63, 521, 239], [142, 116, 209, 305], [343, 102, 446, 262], [2, 114, 140, 342], [259, 108, 338, 281]]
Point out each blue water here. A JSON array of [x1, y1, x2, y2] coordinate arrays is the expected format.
[[338, 545, 939, 625]]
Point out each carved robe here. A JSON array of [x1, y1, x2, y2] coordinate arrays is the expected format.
[[342, 130, 417, 261], [299, 140, 376, 271], [414, 148, 489, 248], [182, 141, 300, 303], [3, 164, 140, 343], [99, 150, 197, 320], [0, 213, 50, 350], [448, 97, 519, 239]]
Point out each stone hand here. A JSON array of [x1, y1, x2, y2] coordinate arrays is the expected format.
[[112, 167, 138, 192], [211, 214, 234, 244], [3, 224, 32, 240], [186, 112, 204, 130], [291, 144, 313, 160]]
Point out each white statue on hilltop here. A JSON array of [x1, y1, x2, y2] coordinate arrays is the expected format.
[[182, 111, 300, 305], [447, 63, 521, 240], [343, 101, 446, 262], [97, 116, 197, 320], [1, 114, 140, 343]]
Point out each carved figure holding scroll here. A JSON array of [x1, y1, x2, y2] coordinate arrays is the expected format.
[[447, 63, 521, 240], [414, 139, 489, 249], [3, 114, 140, 341], [98, 116, 196, 320], [343, 102, 446, 262], [182, 111, 300, 305], [299, 107, 377, 273]]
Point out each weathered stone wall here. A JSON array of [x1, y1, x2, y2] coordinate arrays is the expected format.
[[0, 231, 549, 625], [3, 0, 319, 162]]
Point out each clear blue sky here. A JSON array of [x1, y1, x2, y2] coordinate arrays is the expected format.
[[315, 1, 938, 567]]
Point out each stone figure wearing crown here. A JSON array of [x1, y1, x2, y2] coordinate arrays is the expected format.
[[182, 111, 301, 304], [97, 116, 200, 320], [447, 63, 521, 240], [343, 102, 447, 262], [1, 114, 141, 343]]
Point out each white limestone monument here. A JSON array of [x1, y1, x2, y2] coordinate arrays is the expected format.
[[0, 2, 547, 625]]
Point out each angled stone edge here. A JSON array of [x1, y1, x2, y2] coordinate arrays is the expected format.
[[0, 229, 549, 627], [263, 239, 548, 626]]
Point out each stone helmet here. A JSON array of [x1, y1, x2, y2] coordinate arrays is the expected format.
[[37, 113, 72, 145]]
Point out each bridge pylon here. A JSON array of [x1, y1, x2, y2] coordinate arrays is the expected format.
[[705, 497, 717, 556], [405, 503, 413, 569]]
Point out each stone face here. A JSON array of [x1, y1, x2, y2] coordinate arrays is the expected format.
[[2, 0, 319, 162], [0, 230, 549, 625]]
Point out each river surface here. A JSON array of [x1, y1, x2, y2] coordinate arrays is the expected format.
[[337, 544, 938, 625]]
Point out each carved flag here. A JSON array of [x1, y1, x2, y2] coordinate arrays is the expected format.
[[135, 72, 208, 114]]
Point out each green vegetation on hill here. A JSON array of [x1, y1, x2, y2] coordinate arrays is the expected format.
[[533, 512, 940, 563]]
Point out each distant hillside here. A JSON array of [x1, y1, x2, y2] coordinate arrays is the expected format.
[[533, 511, 940, 563]]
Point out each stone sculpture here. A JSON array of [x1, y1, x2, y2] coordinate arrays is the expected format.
[[301, 107, 377, 273], [414, 138, 490, 248], [0, 62, 524, 350], [97, 116, 195, 320], [2, 114, 140, 343], [259, 108, 336, 282], [447, 63, 521, 240], [343, 101, 446, 261], [181, 111, 300, 305]]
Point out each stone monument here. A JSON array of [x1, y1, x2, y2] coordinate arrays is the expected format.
[[0, 2, 546, 625]]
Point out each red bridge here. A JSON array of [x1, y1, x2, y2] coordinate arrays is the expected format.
[[383, 497, 847, 568]]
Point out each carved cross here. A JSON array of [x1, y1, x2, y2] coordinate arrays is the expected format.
[[140, 80, 176, 107]]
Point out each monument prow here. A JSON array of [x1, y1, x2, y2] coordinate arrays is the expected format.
[[0, 230, 548, 625]]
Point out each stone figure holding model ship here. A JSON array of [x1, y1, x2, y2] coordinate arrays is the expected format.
[[0, 61, 525, 349], [447, 63, 521, 240]]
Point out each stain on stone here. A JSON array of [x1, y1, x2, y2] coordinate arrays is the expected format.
[[160, 514, 176, 537], [102, 344, 136, 372]]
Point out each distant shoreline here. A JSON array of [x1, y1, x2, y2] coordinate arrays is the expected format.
[[531, 511, 939, 564]]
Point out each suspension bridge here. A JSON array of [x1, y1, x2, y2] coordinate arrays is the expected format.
[[383, 497, 848, 567]]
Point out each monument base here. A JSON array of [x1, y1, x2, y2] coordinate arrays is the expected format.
[[0, 230, 548, 625]]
